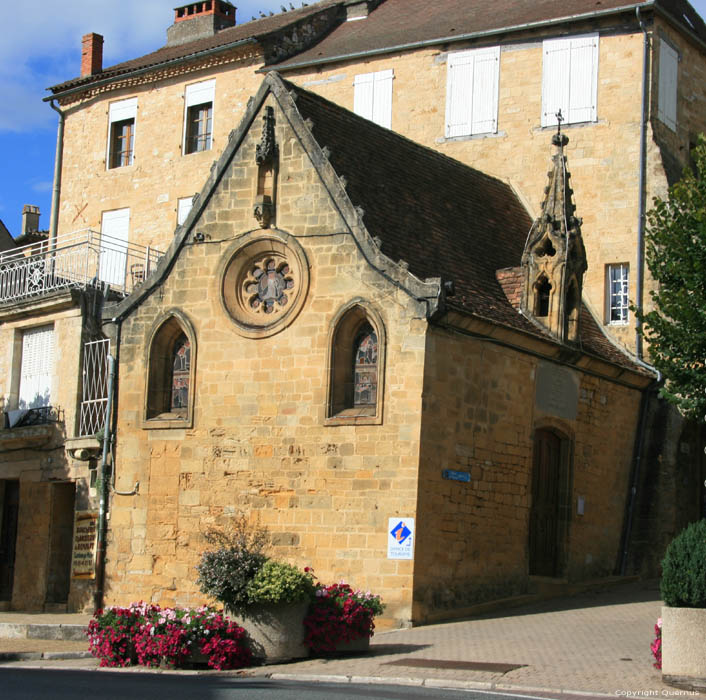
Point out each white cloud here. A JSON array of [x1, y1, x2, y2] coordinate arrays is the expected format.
[[0, 0, 284, 134]]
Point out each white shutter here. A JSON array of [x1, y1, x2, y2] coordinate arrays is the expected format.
[[543, 34, 598, 126], [658, 39, 678, 131], [470, 47, 500, 135], [446, 51, 475, 137], [19, 325, 54, 409], [446, 48, 499, 137], [353, 72, 375, 121], [542, 38, 571, 127], [177, 196, 193, 226], [567, 35, 598, 124], [108, 97, 137, 124], [372, 69, 393, 129], [185, 79, 215, 108], [100, 208, 130, 287]]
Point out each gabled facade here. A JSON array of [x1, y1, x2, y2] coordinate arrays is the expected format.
[[102, 74, 654, 624]]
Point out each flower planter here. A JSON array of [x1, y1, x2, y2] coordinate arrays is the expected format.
[[232, 601, 309, 664], [661, 606, 706, 688], [333, 635, 370, 655]]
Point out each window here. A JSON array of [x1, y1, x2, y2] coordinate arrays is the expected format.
[[184, 80, 215, 154], [19, 325, 54, 409], [658, 38, 678, 131], [177, 196, 194, 226], [606, 264, 629, 325], [327, 303, 385, 424], [353, 69, 393, 129], [445, 47, 500, 138], [107, 98, 137, 168], [534, 276, 552, 318], [541, 34, 598, 127], [145, 312, 196, 427]]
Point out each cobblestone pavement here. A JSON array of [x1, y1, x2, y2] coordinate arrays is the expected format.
[[1, 580, 703, 698]]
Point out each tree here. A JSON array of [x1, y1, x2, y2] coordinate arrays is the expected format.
[[638, 135, 706, 422]]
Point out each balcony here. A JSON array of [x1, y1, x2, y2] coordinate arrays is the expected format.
[[0, 230, 163, 304]]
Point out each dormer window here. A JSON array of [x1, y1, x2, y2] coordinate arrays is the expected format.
[[535, 277, 552, 317]]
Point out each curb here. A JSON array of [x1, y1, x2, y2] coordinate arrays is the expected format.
[[0, 651, 93, 662]]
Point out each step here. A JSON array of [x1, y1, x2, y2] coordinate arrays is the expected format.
[[0, 622, 87, 642]]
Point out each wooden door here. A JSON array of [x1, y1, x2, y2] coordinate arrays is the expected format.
[[529, 430, 563, 577], [0, 481, 20, 600]]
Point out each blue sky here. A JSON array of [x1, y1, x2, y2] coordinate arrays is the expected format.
[[2, 0, 706, 237]]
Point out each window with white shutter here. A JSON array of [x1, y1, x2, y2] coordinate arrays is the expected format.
[[183, 79, 216, 153], [107, 97, 137, 169], [658, 39, 678, 131], [445, 47, 500, 138], [19, 325, 54, 409], [353, 69, 393, 129], [542, 34, 598, 127]]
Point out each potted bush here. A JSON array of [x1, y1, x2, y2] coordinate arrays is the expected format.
[[196, 519, 314, 663], [659, 518, 706, 687], [304, 580, 385, 655]]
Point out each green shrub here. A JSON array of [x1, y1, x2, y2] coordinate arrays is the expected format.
[[196, 518, 269, 609], [245, 560, 315, 606], [660, 519, 706, 607]]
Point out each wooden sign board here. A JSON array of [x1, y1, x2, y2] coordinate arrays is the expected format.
[[71, 510, 98, 579]]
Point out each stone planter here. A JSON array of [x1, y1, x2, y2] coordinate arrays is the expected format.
[[661, 606, 706, 688], [231, 601, 309, 664]]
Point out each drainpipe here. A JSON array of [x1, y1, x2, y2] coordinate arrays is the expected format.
[[48, 100, 65, 252], [93, 353, 116, 613], [635, 6, 650, 359]]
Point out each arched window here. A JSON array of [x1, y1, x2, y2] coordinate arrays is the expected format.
[[327, 303, 385, 424], [145, 312, 196, 427], [534, 276, 552, 318]]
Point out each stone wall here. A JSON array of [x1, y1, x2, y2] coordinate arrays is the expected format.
[[412, 325, 643, 621]]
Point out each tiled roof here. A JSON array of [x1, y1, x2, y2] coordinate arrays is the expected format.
[[282, 78, 646, 373], [272, 0, 706, 70], [48, 0, 343, 94]]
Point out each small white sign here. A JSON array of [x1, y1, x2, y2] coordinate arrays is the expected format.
[[387, 517, 414, 560]]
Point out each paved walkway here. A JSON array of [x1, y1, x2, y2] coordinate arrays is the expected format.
[[0, 580, 700, 698]]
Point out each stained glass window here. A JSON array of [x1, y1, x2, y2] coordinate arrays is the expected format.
[[353, 324, 377, 407], [171, 334, 191, 412]]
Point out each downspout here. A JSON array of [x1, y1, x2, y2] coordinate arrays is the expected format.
[[48, 100, 65, 252], [617, 8, 655, 576], [635, 6, 650, 359], [93, 353, 116, 612]]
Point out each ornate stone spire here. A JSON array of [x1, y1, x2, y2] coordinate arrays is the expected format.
[[521, 116, 587, 343]]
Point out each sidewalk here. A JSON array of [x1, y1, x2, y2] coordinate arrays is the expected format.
[[0, 580, 700, 698]]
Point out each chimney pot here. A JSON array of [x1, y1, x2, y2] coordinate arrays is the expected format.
[[81, 32, 104, 77], [22, 205, 40, 236], [168, 1, 236, 46]]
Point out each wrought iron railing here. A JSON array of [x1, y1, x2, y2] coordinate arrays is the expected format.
[[3, 406, 61, 429], [0, 230, 163, 304]]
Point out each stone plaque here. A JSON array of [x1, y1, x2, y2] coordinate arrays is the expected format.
[[71, 511, 98, 579], [535, 362, 578, 420]]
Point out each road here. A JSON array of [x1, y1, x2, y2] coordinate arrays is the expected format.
[[0, 669, 605, 700]]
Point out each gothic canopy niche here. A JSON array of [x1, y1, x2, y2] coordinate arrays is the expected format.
[[521, 125, 587, 344], [220, 230, 309, 338]]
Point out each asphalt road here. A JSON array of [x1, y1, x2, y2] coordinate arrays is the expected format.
[[0, 669, 604, 700]]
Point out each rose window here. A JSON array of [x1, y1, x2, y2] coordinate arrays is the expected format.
[[244, 258, 295, 314]]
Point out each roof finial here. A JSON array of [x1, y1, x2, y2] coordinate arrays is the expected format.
[[552, 108, 568, 148]]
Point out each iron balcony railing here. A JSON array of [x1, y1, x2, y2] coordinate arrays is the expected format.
[[3, 406, 61, 429], [0, 229, 163, 304]]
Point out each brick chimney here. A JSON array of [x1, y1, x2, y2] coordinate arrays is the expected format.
[[81, 33, 104, 77], [22, 205, 40, 235], [167, 1, 236, 47]]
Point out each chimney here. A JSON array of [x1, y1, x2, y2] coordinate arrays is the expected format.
[[81, 32, 104, 77], [167, 1, 236, 47], [22, 205, 40, 236]]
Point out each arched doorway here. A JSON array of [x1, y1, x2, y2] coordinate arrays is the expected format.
[[529, 428, 572, 577]]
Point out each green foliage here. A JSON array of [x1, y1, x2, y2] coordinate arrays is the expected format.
[[638, 135, 706, 421], [195, 517, 269, 609], [245, 560, 315, 606], [660, 519, 706, 607]]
